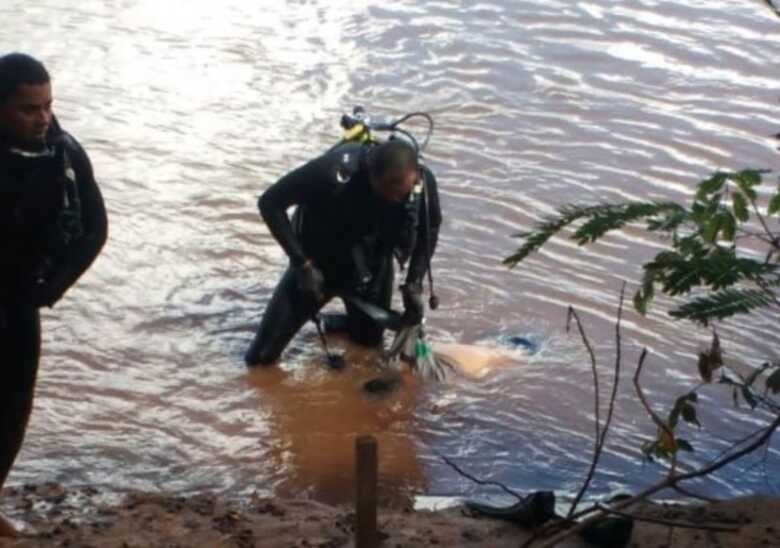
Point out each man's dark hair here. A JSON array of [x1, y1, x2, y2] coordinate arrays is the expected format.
[[0, 53, 50, 104], [368, 139, 418, 177]]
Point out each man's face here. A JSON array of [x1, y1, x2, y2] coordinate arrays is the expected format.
[[371, 167, 418, 204], [0, 82, 53, 147]]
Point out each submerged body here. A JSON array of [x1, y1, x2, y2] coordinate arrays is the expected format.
[[431, 342, 517, 378]]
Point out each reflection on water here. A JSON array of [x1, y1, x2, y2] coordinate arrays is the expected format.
[[1, 0, 779, 505]]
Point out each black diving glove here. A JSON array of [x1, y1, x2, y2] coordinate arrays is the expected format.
[[296, 260, 326, 306], [400, 281, 424, 326]]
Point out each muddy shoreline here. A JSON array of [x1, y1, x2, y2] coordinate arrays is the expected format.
[[1, 483, 779, 547]]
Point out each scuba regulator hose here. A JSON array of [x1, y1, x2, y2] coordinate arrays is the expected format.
[[340, 107, 440, 311], [421, 167, 439, 311]]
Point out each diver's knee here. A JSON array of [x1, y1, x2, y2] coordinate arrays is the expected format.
[[244, 339, 281, 367]]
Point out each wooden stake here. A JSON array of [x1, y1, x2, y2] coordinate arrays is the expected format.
[[355, 434, 378, 548]]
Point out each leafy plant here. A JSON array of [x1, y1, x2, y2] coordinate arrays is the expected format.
[[505, 169, 780, 466], [505, 169, 780, 325]]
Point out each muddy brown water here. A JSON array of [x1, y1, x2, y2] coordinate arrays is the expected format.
[[1, 0, 779, 507]]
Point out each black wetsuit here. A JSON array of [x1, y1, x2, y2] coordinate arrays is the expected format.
[[0, 119, 107, 486], [245, 143, 441, 365]]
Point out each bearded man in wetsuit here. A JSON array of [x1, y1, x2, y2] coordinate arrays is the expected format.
[[0, 53, 108, 536], [245, 138, 441, 366]]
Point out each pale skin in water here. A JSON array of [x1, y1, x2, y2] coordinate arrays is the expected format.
[[0, 81, 53, 538]]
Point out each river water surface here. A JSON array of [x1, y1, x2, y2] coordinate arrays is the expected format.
[[2, 0, 780, 506]]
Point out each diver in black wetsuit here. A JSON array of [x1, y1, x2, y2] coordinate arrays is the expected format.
[[0, 53, 107, 537], [245, 138, 442, 366]]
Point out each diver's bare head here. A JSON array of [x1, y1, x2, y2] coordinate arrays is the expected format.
[[368, 139, 419, 203]]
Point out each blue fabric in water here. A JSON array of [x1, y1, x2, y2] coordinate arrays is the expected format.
[[502, 335, 539, 353]]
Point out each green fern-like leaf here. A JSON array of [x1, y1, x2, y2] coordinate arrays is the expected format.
[[504, 205, 604, 267], [646, 244, 776, 298], [504, 202, 683, 268], [572, 202, 684, 244], [670, 288, 776, 325], [647, 209, 689, 233]]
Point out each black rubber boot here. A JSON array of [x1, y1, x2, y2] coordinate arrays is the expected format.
[[464, 491, 557, 528]]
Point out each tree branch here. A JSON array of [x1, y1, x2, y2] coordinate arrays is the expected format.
[[532, 378, 780, 547], [603, 283, 626, 448], [672, 485, 720, 503], [436, 452, 524, 502], [674, 414, 780, 483]]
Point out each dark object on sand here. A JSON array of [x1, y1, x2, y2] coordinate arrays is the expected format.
[[464, 491, 557, 528], [579, 515, 634, 548]]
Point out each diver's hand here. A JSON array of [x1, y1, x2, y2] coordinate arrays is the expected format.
[[296, 260, 326, 305], [400, 281, 424, 326]]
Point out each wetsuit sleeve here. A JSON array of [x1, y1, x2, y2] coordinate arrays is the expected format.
[[258, 155, 333, 267], [39, 137, 108, 307], [405, 166, 442, 285]]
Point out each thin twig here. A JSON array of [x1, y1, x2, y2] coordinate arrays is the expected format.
[[747, 203, 780, 305], [595, 505, 740, 532], [566, 306, 601, 447], [566, 305, 601, 517], [436, 452, 524, 501], [567, 284, 627, 517], [735, 227, 775, 245], [756, 277, 780, 309], [602, 283, 626, 448], [721, 367, 780, 414], [672, 485, 720, 503], [634, 349, 679, 477], [749, 197, 776, 244], [674, 414, 780, 483], [710, 420, 768, 464]]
